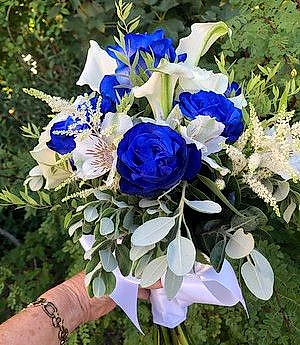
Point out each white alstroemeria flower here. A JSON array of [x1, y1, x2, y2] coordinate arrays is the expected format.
[[181, 115, 229, 176], [176, 22, 231, 67], [76, 40, 117, 92], [158, 61, 228, 95], [72, 113, 133, 184]]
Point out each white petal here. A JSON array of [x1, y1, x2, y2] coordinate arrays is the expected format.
[[186, 116, 225, 145], [133, 72, 165, 120], [229, 93, 247, 109], [180, 68, 228, 94], [101, 112, 133, 145], [29, 165, 43, 177], [158, 62, 228, 94], [202, 156, 230, 176], [76, 40, 117, 92], [176, 22, 231, 66], [133, 60, 178, 120]]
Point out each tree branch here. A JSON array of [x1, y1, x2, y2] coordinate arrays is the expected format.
[[0, 227, 21, 246]]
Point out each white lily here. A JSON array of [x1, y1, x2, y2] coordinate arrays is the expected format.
[[181, 115, 229, 175], [76, 40, 117, 92], [176, 22, 231, 67], [72, 113, 133, 184]]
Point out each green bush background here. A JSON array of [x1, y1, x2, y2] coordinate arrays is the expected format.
[[0, 0, 299, 344]]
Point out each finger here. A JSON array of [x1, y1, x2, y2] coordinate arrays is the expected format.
[[138, 288, 150, 300]]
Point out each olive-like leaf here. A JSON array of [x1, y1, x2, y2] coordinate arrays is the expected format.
[[210, 239, 226, 272], [241, 249, 274, 300], [140, 256, 168, 287], [167, 236, 196, 275], [225, 228, 254, 259], [131, 217, 176, 246], [164, 268, 183, 300]]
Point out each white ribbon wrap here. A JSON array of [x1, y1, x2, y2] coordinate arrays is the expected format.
[[80, 235, 246, 331]]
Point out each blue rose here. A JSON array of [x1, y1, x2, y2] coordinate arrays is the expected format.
[[106, 29, 186, 78], [100, 29, 186, 114], [178, 90, 244, 143], [47, 94, 98, 155], [99, 75, 130, 114], [117, 122, 201, 197], [225, 81, 241, 98]]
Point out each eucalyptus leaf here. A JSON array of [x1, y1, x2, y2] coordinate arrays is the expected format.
[[167, 236, 196, 275], [116, 244, 131, 276], [139, 199, 159, 208], [273, 181, 290, 202], [164, 268, 183, 299], [99, 247, 118, 272], [140, 256, 168, 287], [93, 191, 112, 201], [134, 252, 152, 278], [241, 249, 274, 300], [231, 206, 268, 232], [225, 228, 254, 259], [210, 239, 226, 272], [131, 217, 176, 246], [185, 199, 222, 214], [84, 262, 102, 287], [84, 205, 99, 222], [99, 217, 115, 235], [130, 244, 155, 261], [101, 271, 116, 295], [283, 201, 296, 223], [92, 274, 106, 297], [68, 220, 83, 237]]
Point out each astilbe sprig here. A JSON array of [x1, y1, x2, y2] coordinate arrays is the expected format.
[[226, 103, 300, 215]]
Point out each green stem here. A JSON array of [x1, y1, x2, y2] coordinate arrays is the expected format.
[[160, 326, 171, 345], [161, 74, 172, 119], [176, 182, 187, 238], [176, 325, 190, 345]]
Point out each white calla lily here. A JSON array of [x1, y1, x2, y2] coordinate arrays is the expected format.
[[158, 62, 228, 95], [76, 40, 117, 92], [176, 22, 231, 66], [133, 63, 178, 120]]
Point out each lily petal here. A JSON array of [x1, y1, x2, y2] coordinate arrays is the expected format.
[[77, 40, 117, 92], [176, 22, 231, 66], [158, 61, 228, 94], [133, 69, 178, 120]]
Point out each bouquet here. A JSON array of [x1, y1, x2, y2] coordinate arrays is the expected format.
[[2, 1, 299, 343]]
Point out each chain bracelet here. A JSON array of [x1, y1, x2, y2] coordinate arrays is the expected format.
[[28, 297, 69, 344]]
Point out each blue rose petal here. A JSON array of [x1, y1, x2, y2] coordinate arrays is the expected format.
[[178, 90, 244, 143], [46, 95, 99, 154], [117, 122, 201, 197]]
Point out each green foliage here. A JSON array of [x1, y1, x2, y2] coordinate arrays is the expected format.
[[0, 0, 299, 344]]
